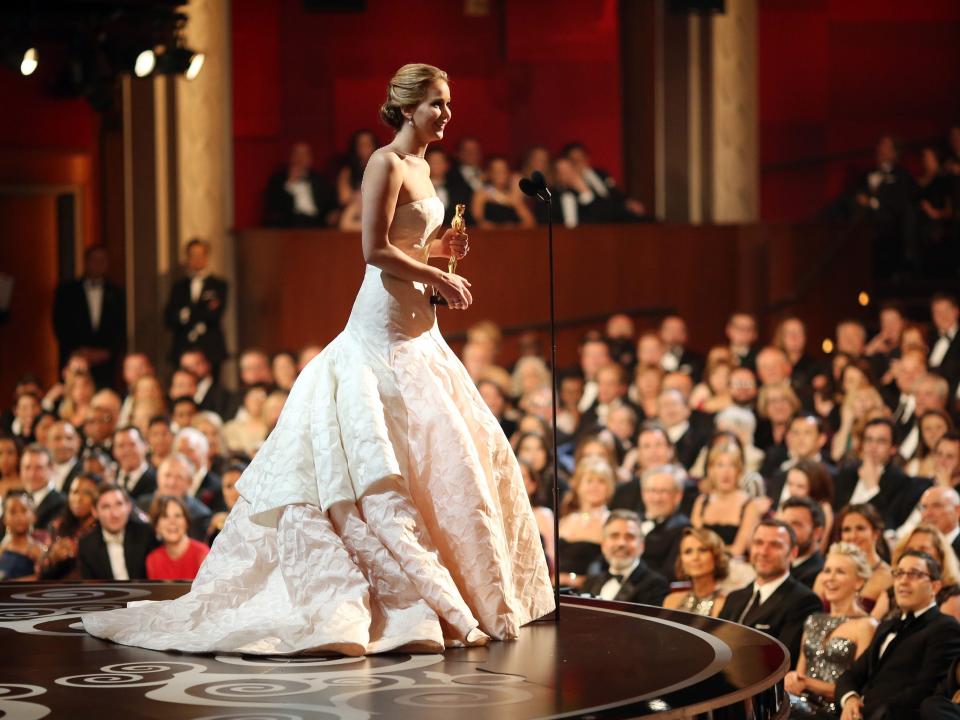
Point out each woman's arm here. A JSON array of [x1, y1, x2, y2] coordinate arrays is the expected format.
[[361, 153, 472, 307], [336, 166, 354, 207], [512, 190, 536, 228], [729, 498, 762, 558], [690, 494, 705, 528], [471, 189, 492, 229]]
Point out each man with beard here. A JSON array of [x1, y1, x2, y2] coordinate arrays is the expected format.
[[581, 510, 669, 605], [778, 496, 825, 588]]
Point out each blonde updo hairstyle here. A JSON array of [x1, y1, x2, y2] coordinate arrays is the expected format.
[[380, 63, 449, 131]]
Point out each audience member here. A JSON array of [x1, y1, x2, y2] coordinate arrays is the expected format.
[[224, 384, 270, 455], [718, 519, 822, 664], [207, 462, 244, 544], [581, 509, 669, 604], [78, 483, 157, 580], [820, 504, 892, 613], [632, 464, 691, 580], [929, 293, 960, 400], [117, 353, 154, 426], [779, 496, 826, 588], [837, 550, 960, 720], [20, 444, 64, 532], [908, 410, 955, 478], [932, 433, 960, 489], [173, 427, 221, 506], [765, 413, 832, 502], [263, 141, 337, 227], [138, 455, 212, 540], [181, 348, 237, 420], [726, 312, 759, 371], [0, 492, 42, 580], [611, 421, 676, 513], [45, 420, 81, 494], [659, 315, 703, 381], [112, 426, 156, 500], [145, 495, 210, 581], [557, 456, 615, 589], [164, 238, 229, 377], [52, 245, 126, 389], [39, 472, 99, 579], [784, 459, 836, 552], [270, 351, 298, 393], [0, 435, 22, 498], [472, 156, 535, 229], [146, 415, 175, 469], [657, 389, 709, 470], [785, 542, 877, 718], [663, 527, 728, 616]]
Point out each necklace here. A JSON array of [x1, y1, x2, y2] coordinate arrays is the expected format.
[[394, 149, 426, 159]]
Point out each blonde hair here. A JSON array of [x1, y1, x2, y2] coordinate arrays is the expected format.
[[379, 63, 449, 130], [827, 541, 872, 581], [893, 523, 960, 586], [561, 456, 615, 517]]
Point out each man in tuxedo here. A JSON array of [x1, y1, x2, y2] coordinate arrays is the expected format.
[[78, 483, 157, 580], [635, 464, 691, 580], [918, 486, 960, 558], [929, 294, 960, 401], [865, 302, 906, 381], [779, 496, 825, 588], [117, 353, 154, 426], [838, 550, 960, 720], [834, 418, 930, 531], [726, 312, 759, 371], [138, 454, 211, 539], [766, 413, 834, 506], [82, 390, 121, 454], [836, 319, 868, 361], [52, 245, 126, 389], [610, 422, 675, 513], [445, 137, 483, 225], [576, 338, 612, 414], [921, 658, 960, 719], [112, 426, 157, 501], [263, 141, 337, 228], [173, 427, 220, 507], [180, 348, 237, 421], [899, 373, 950, 463], [45, 420, 81, 495], [719, 520, 822, 664], [20, 444, 65, 531], [146, 415, 175, 469], [883, 348, 927, 445], [659, 315, 703, 382], [562, 142, 647, 222], [657, 389, 709, 470], [581, 510, 669, 605], [575, 363, 641, 439], [164, 238, 229, 377]]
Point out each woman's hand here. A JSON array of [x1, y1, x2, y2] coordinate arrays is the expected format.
[[436, 271, 473, 310], [439, 227, 469, 259], [783, 670, 805, 695]]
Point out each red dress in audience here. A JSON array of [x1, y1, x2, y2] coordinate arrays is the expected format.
[[146, 540, 210, 581]]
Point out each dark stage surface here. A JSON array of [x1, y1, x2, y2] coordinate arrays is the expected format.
[[0, 583, 788, 719]]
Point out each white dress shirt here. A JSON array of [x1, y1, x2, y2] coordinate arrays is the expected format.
[[666, 421, 690, 445], [102, 529, 129, 581], [582, 168, 610, 198], [31, 481, 54, 511], [599, 559, 640, 600], [118, 461, 149, 495], [284, 178, 318, 216], [930, 325, 957, 368], [52, 459, 77, 494], [83, 279, 104, 331]]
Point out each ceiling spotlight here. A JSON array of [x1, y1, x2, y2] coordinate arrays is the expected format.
[[20, 47, 38, 76], [158, 44, 204, 80], [134, 49, 155, 78]]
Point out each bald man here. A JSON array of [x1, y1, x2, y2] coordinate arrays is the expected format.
[[920, 486, 960, 559]]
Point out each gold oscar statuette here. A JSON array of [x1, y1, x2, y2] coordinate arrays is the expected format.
[[430, 203, 467, 306]]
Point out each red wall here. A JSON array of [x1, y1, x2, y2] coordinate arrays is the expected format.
[[759, 0, 960, 221], [231, 0, 623, 229]]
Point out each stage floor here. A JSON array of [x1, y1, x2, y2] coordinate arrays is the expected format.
[[0, 583, 787, 719]]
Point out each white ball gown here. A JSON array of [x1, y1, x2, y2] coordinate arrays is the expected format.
[[82, 195, 555, 655]]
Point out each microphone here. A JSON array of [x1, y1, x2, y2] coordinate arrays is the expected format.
[[519, 172, 551, 202]]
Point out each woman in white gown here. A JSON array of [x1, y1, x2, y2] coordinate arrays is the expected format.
[[82, 63, 555, 656]]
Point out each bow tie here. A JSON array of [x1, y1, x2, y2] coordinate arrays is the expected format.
[[607, 572, 626, 583], [892, 611, 915, 634]]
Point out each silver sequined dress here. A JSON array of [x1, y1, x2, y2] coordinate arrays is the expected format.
[[790, 614, 859, 719], [675, 590, 722, 617]]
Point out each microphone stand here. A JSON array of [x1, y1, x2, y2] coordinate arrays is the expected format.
[[520, 174, 560, 622]]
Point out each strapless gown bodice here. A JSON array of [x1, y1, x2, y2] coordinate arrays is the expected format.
[[83, 193, 554, 656]]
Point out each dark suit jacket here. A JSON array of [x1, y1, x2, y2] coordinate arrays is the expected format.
[[78, 519, 158, 580], [833, 462, 930, 529], [574, 397, 643, 440], [164, 274, 229, 366], [792, 552, 825, 589], [952, 533, 960, 562], [263, 168, 336, 227], [929, 332, 960, 400], [836, 606, 960, 719], [118, 466, 157, 501], [52, 278, 126, 388], [35, 489, 66, 532], [718, 575, 822, 664], [197, 381, 238, 421], [581, 559, 669, 606], [641, 511, 691, 581], [765, 459, 837, 507], [446, 164, 479, 225], [673, 425, 710, 471]]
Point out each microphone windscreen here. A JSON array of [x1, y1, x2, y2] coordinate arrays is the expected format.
[[519, 178, 539, 197], [531, 170, 547, 190]]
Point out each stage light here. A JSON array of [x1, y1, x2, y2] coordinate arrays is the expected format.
[[858, 291, 870, 306], [822, 338, 834, 354], [20, 47, 38, 76], [185, 51, 204, 80], [134, 49, 155, 77], [157, 44, 204, 80]]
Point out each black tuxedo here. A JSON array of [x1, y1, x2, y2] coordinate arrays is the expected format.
[[116, 466, 157, 501], [581, 559, 669, 605], [575, 397, 642, 440], [195, 470, 222, 509], [837, 606, 960, 719], [921, 658, 960, 720], [929, 330, 960, 400], [197, 380, 238, 421], [446, 164, 480, 225], [164, 274, 229, 367], [672, 424, 710, 471], [951, 532, 960, 562], [765, 458, 837, 507], [833, 462, 930, 530], [718, 576, 822, 663], [34, 489, 66, 532], [791, 551, 825, 589], [641, 511, 690, 580], [263, 168, 337, 227], [668, 348, 704, 383], [52, 277, 126, 389], [78, 519, 158, 580]]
